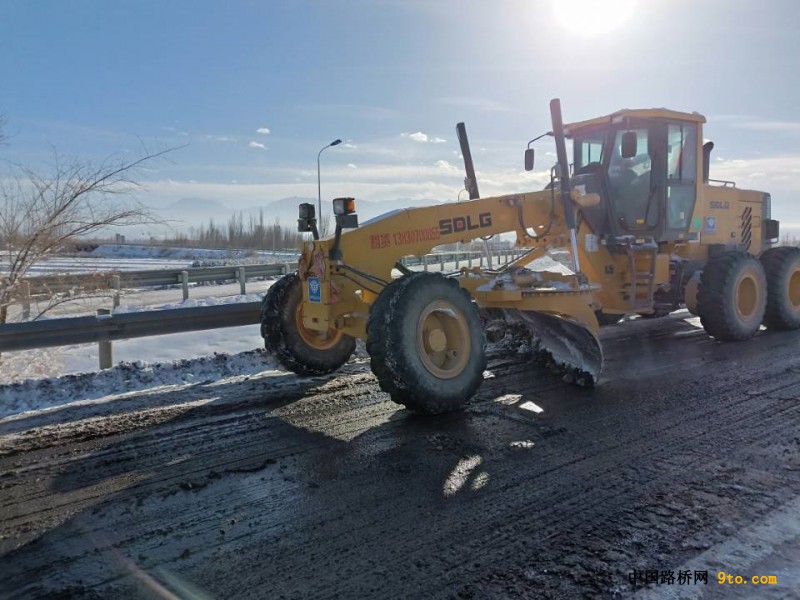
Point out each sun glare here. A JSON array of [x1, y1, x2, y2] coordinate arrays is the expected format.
[[553, 0, 637, 38]]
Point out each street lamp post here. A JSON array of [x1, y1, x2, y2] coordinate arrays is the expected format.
[[317, 139, 342, 235]]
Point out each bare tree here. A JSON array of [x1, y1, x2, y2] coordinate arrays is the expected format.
[[0, 147, 174, 325]]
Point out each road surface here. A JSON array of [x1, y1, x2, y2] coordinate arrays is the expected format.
[[1, 311, 799, 598]]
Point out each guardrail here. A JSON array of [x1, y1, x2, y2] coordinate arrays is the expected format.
[[0, 303, 263, 369], [16, 263, 290, 297], [10, 263, 290, 318], [0, 303, 262, 352]]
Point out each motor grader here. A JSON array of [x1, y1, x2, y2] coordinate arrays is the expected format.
[[262, 98, 800, 414]]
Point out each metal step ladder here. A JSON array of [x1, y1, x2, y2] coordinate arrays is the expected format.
[[603, 235, 658, 310], [627, 239, 658, 310]]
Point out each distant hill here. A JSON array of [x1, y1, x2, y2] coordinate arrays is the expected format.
[[150, 195, 448, 231], [159, 197, 234, 229], [165, 197, 230, 213], [242, 197, 446, 226]]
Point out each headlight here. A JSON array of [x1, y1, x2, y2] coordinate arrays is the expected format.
[[333, 197, 356, 216], [298, 203, 316, 220]]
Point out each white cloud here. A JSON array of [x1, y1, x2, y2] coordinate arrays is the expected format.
[[138, 161, 558, 214], [256, 127, 271, 135], [434, 159, 458, 172], [248, 141, 267, 150], [342, 142, 357, 149], [347, 163, 358, 169], [214, 136, 237, 142], [402, 131, 446, 144]]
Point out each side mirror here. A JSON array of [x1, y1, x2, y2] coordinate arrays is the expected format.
[[621, 131, 637, 158], [524, 148, 535, 171]]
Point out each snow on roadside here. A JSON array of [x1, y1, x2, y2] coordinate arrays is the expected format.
[[112, 292, 265, 313], [0, 349, 281, 421], [88, 244, 298, 262]]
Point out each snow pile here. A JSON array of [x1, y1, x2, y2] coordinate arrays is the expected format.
[[0, 349, 281, 420], [89, 244, 298, 262], [113, 293, 265, 314]]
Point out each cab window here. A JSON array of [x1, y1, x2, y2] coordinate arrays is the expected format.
[[575, 138, 604, 171], [666, 123, 697, 230], [607, 128, 654, 229]]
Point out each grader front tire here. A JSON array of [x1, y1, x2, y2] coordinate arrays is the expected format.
[[366, 272, 486, 414], [261, 273, 355, 375], [698, 252, 766, 341], [760, 246, 800, 330]]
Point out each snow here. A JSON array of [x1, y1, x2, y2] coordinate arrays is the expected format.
[[0, 349, 282, 421], [0, 244, 299, 277]]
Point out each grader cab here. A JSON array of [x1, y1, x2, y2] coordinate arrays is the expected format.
[[262, 99, 800, 414]]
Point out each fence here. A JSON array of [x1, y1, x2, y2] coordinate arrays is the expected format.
[[11, 263, 290, 318]]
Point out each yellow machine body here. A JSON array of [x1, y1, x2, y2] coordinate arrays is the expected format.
[[297, 188, 601, 339], [265, 99, 790, 414]]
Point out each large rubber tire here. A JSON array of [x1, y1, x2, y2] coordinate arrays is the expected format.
[[366, 272, 486, 414], [698, 252, 767, 341], [261, 273, 355, 375], [760, 246, 800, 330]]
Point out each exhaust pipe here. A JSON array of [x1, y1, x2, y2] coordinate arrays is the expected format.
[[549, 99, 583, 277], [456, 122, 480, 200]]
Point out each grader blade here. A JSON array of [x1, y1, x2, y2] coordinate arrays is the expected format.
[[483, 308, 603, 386]]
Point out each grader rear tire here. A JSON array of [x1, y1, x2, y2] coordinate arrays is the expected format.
[[698, 252, 766, 341], [760, 246, 800, 330], [261, 273, 355, 375], [366, 272, 486, 414]]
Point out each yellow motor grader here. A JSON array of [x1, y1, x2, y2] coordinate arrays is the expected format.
[[262, 99, 800, 413]]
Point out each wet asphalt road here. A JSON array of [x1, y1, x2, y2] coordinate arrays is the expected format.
[[1, 311, 800, 599]]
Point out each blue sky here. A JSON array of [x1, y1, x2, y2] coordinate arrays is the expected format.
[[2, 0, 800, 226]]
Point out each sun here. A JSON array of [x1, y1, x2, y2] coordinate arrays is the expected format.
[[553, 0, 637, 38]]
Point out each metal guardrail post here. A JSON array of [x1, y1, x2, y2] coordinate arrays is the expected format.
[[21, 281, 31, 321], [237, 266, 246, 295], [440, 255, 445, 271], [468, 253, 472, 268], [181, 271, 189, 301], [112, 274, 121, 308], [97, 309, 113, 369], [422, 255, 428, 271]]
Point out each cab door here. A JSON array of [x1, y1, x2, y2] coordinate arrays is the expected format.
[[607, 126, 659, 233], [663, 122, 698, 239]]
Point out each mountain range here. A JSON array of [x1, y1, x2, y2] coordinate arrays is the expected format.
[[157, 196, 447, 230]]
